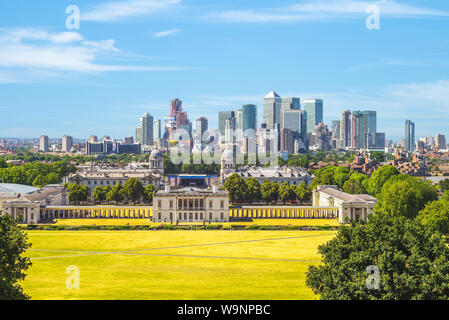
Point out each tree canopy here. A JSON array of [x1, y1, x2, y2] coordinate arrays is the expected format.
[[306, 213, 449, 300], [0, 214, 32, 300]]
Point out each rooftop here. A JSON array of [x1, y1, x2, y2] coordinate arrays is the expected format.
[[318, 186, 377, 204], [0, 183, 39, 198]]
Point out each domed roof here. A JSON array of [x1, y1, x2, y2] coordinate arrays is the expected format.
[[150, 149, 163, 159]]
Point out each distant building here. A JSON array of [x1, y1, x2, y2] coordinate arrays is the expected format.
[[89, 135, 98, 143], [115, 142, 141, 155], [39, 135, 49, 152], [313, 185, 377, 223], [136, 113, 154, 146], [195, 117, 208, 142], [303, 99, 323, 135], [263, 90, 282, 130], [435, 134, 447, 150], [405, 120, 415, 152], [152, 186, 229, 223], [340, 110, 352, 148], [222, 166, 313, 186], [218, 111, 235, 136], [62, 135, 73, 152], [153, 120, 162, 143]]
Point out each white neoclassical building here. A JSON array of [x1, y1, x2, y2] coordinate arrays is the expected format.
[[313, 185, 377, 223], [1, 185, 68, 224], [153, 186, 229, 223], [222, 166, 314, 186]]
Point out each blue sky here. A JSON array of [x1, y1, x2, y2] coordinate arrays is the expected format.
[[0, 0, 448, 141]]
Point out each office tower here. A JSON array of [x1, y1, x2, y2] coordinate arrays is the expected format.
[[242, 104, 257, 132], [303, 99, 324, 134], [280, 97, 300, 129], [89, 135, 98, 143], [405, 120, 415, 152], [62, 135, 73, 152], [280, 128, 294, 154], [218, 111, 235, 136], [263, 91, 282, 129], [136, 113, 154, 146], [375, 133, 386, 149], [123, 136, 134, 144], [282, 110, 303, 133], [153, 120, 162, 142], [235, 110, 243, 132], [170, 98, 183, 118], [115, 141, 141, 154], [435, 134, 447, 150], [196, 117, 208, 142], [39, 135, 49, 152], [331, 120, 340, 139], [352, 111, 377, 149], [340, 110, 352, 148]]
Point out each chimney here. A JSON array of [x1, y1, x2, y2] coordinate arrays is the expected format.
[[212, 185, 218, 193], [165, 185, 171, 193]]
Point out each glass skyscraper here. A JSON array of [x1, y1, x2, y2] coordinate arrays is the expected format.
[[405, 120, 415, 152], [352, 111, 376, 149], [218, 111, 235, 136], [242, 104, 257, 132], [263, 91, 282, 130], [303, 99, 324, 134]]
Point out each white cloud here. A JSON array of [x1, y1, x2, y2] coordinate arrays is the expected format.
[[154, 29, 180, 38], [0, 28, 188, 82], [82, 0, 181, 22], [206, 0, 449, 23]]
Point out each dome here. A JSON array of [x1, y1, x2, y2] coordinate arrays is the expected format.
[[150, 149, 163, 159]]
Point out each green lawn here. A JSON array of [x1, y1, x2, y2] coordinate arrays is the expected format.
[[22, 230, 335, 300]]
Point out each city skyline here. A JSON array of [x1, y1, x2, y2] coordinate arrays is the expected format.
[[0, 1, 449, 140]]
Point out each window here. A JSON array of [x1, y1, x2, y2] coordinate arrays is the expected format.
[[195, 213, 198, 220], [209, 200, 213, 208], [169, 200, 173, 209], [158, 212, 161, 220], [220, 200, 224, 209], [178, 199, 182, 209], [170, 212, 173, 221], [221, 212, 224, 220], [209, 212, 212, 220], [189, 213, 193, 221], [200, 199, 203, 209], [184, 213, 187, 220], [179, 212, 182, 220], [200, 213, 203, 220], [158, 200, 162, 208]]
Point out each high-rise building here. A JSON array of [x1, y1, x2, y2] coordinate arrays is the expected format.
[[352, 111, 376, 149], [62, 135, 73, 152], [39, 135, 49, 152], [280, 128, 294, 154], [196, 117, 208, 142], [331, 120, 340, 139], [263, 91, 282, 130], [241, 104, 257, 133], [89, 135, 98, 143], [218, 111, 235, 136], [280, 97, 300, 129], [170, 98, 183, 118], [435, 134, 447, 150], [405, 120, 415, 152], [153, 120, 162, 142], [123, 136, 134, 144], [303, 99, 324, 135], [135, 113, 154, 146], [340, 110, 352, 148], [282, 110, 303, 133], [315, 123, 332, 151]]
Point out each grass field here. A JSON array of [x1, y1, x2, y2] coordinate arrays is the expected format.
[[22, 230, 335, 300], [53, 218, 340, 227]]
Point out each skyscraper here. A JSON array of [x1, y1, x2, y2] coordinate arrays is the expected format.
[[218, 111, 235, 136], [282, 110, 303, 133], [263, 91, 282, 130], [340, 110, 352, 148], [196, 117, 208, 142], [280, 97, 300, 129], [136, 113, 154, 146], [170, 98, 182, 118], [241, 104, 257, 133], [352, 111, 376, 149], [331, 120, 340, 139], [405, 120, 415, 152], [154, 119, 162, 142], [62, 135, 73, 152], [435, 134, 447, 150], [39, 135, 49, 152], [303, 99, 324, 134]]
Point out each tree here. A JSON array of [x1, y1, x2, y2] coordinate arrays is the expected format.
[[376, 175, 438, 219], [366, 165, 400, 197], [32, 175, 47, 188], [333, 167, 351, 189], [417, 197, 449, 234], [439, 179, 449, 192], [67, 184, 90, 205], [123, 178, 144, 205], [295, 182, 311, 204], [279, 182, 296, 204], [0, 214, 32, 300], [223, 173, 248, 205], [93, 186, 106, 204], [45, 172, 60, 184], [143, 184, 156, 204], [245, 178, 261, 204], [104, 185, 112, 204], [107, 183, 124, 205], [343, 172, 367, 194], [306, 213, 449, 300], [260, 180, 279, 204]]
